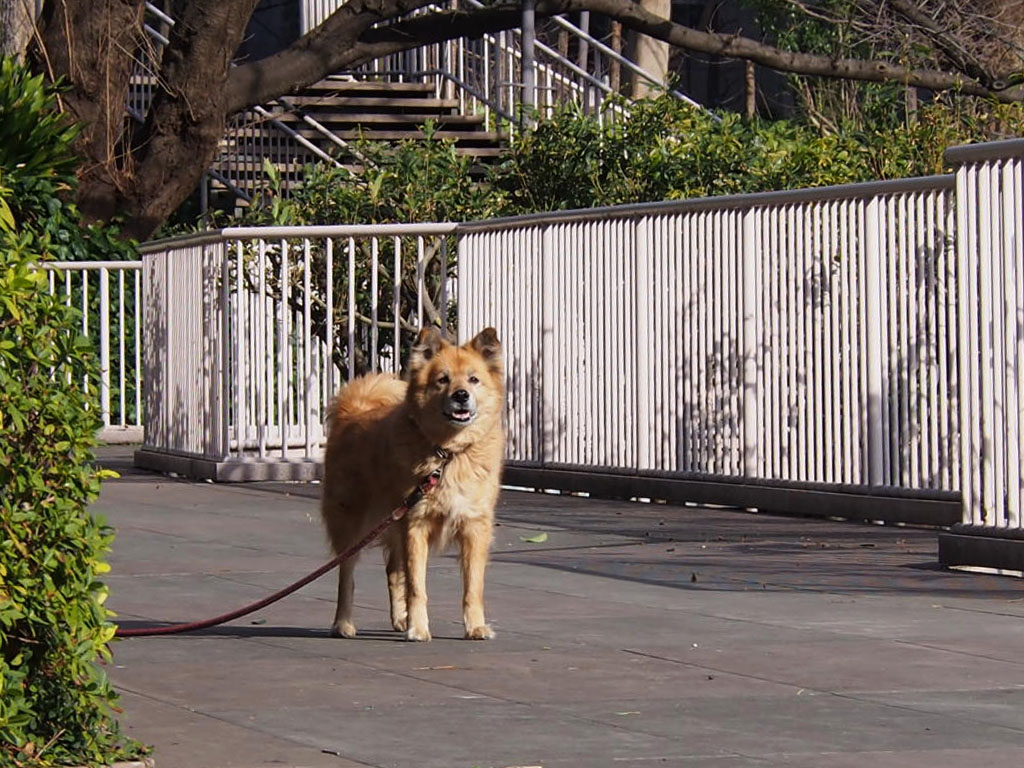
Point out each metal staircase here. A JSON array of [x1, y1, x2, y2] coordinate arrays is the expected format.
[[135, 1, 703, 207], [209, 77, 507, 205]]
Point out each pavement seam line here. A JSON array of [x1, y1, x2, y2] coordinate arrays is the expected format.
[[624, 648, 1024, 738], [892, 637, 1024, 667], [829, 688, 1024, 736], [113, 685, 382, 767]]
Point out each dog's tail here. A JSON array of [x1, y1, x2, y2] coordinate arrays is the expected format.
[[325, 373, 405, 432]]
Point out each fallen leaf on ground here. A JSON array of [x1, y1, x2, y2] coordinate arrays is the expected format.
[[520, 532, 549, 544]]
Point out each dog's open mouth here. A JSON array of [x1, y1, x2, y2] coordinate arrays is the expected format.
[[444, 407, 476, 425]]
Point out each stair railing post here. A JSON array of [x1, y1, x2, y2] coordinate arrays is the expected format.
[[521, 0, 536, 127], [577, 11, 591, 112]]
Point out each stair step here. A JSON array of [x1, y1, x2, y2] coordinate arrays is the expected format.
[[215, 145, 505, 166], [212, 160, 312, 172], [271, 112, 486, 128], [223, 125, 507, 152], [216, 144, 320, 161], [301, 79, 435, 96], [282, 96, 462, 112], [326, 129, 506, 143], [455, 147, 505, 158]]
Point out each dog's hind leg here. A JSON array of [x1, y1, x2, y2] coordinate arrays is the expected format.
[[384, 540, 408, 632], [329, 556, 359, 638], [458, 519, 495, 640]]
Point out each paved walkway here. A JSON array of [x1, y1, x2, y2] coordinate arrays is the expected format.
[[95, 448, 1024, 768]]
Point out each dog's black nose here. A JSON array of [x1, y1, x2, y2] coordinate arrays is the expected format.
[[452, 389, 470, 404]]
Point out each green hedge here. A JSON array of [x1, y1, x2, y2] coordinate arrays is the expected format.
[[0, 56, 144, 768], [491, 96, 1024, 213]]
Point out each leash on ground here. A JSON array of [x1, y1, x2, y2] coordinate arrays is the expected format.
[[115, 453, 450, 638]]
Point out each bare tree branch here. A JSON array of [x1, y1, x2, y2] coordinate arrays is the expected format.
[[559, 0, 1021, 100], [225, 0, 1024, 116], [888, 0, 997, 87], [226, 0, 438, 113]]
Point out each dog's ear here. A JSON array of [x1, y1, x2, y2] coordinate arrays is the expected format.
[[467, 327, 503, 376], [407, 326, 447, 374]]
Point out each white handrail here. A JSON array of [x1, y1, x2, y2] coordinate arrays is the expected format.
[[461, 0, 704, 111], [40, 261, 145, 440], [144, 2, 174, 28]]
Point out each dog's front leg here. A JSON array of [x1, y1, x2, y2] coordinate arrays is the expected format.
[[329, 556, 358, 638], [404, 520, 432, 641], [384, 537, 408, 632], [459, 519, 495, 640]]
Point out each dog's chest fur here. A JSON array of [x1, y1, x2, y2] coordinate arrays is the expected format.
[[407, 450, 499, 547]]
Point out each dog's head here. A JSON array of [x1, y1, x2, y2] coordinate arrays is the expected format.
[[405, 327, 504, 446]]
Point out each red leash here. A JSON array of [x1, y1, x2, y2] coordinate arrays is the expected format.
[[116, 467, 445, 638]]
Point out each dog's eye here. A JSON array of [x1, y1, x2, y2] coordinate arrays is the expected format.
[[468, 375, 479, 384], [437, 374, 450, 385]]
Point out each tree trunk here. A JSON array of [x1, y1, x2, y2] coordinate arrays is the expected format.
[[610, 20, 621, 93], [36, 0, 144, 226], [36, 0, 259, 240], [1, 0, 34, 61], [117, 1, 259, 239], [745, 60, 756, 119]]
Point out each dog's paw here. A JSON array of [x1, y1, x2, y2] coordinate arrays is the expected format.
[[329, 620, 358, 639], [465, 624, 495, 640], [405, 625, 432, 642], [391, 615, 408, 632]]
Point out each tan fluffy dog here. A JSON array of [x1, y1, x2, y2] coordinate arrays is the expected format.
[[320, 327, 505, 641]]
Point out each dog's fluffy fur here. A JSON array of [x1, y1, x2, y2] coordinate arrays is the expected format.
[[320, 327, 505, 641]]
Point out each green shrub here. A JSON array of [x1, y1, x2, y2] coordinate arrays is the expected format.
[[0, 225, 144, 768], [492, 95, 1024, 212], [0, 56, 144, 768]]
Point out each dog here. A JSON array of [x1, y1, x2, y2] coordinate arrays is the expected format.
[[320, 327, 505, 641]]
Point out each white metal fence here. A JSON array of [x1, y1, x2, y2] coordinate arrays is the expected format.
[[133, 139, 1024, 568], [137, 224, 456, 477], [949, 140, 1024, 536], [458, 177, 961, 496], [42, 261, 144, 442]]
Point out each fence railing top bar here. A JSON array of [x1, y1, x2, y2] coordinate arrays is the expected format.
[[140, 223, 459, 254], [456, 174, 956, 234], [221, 223, 459, 239], [139, 231, 228, 254], [140, 175, 955, 253], [945, 138, 1024, 165], [42, 260, 143, 270]]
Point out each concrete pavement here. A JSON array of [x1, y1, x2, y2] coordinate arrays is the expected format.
[[94, 448, 1024, 768]]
